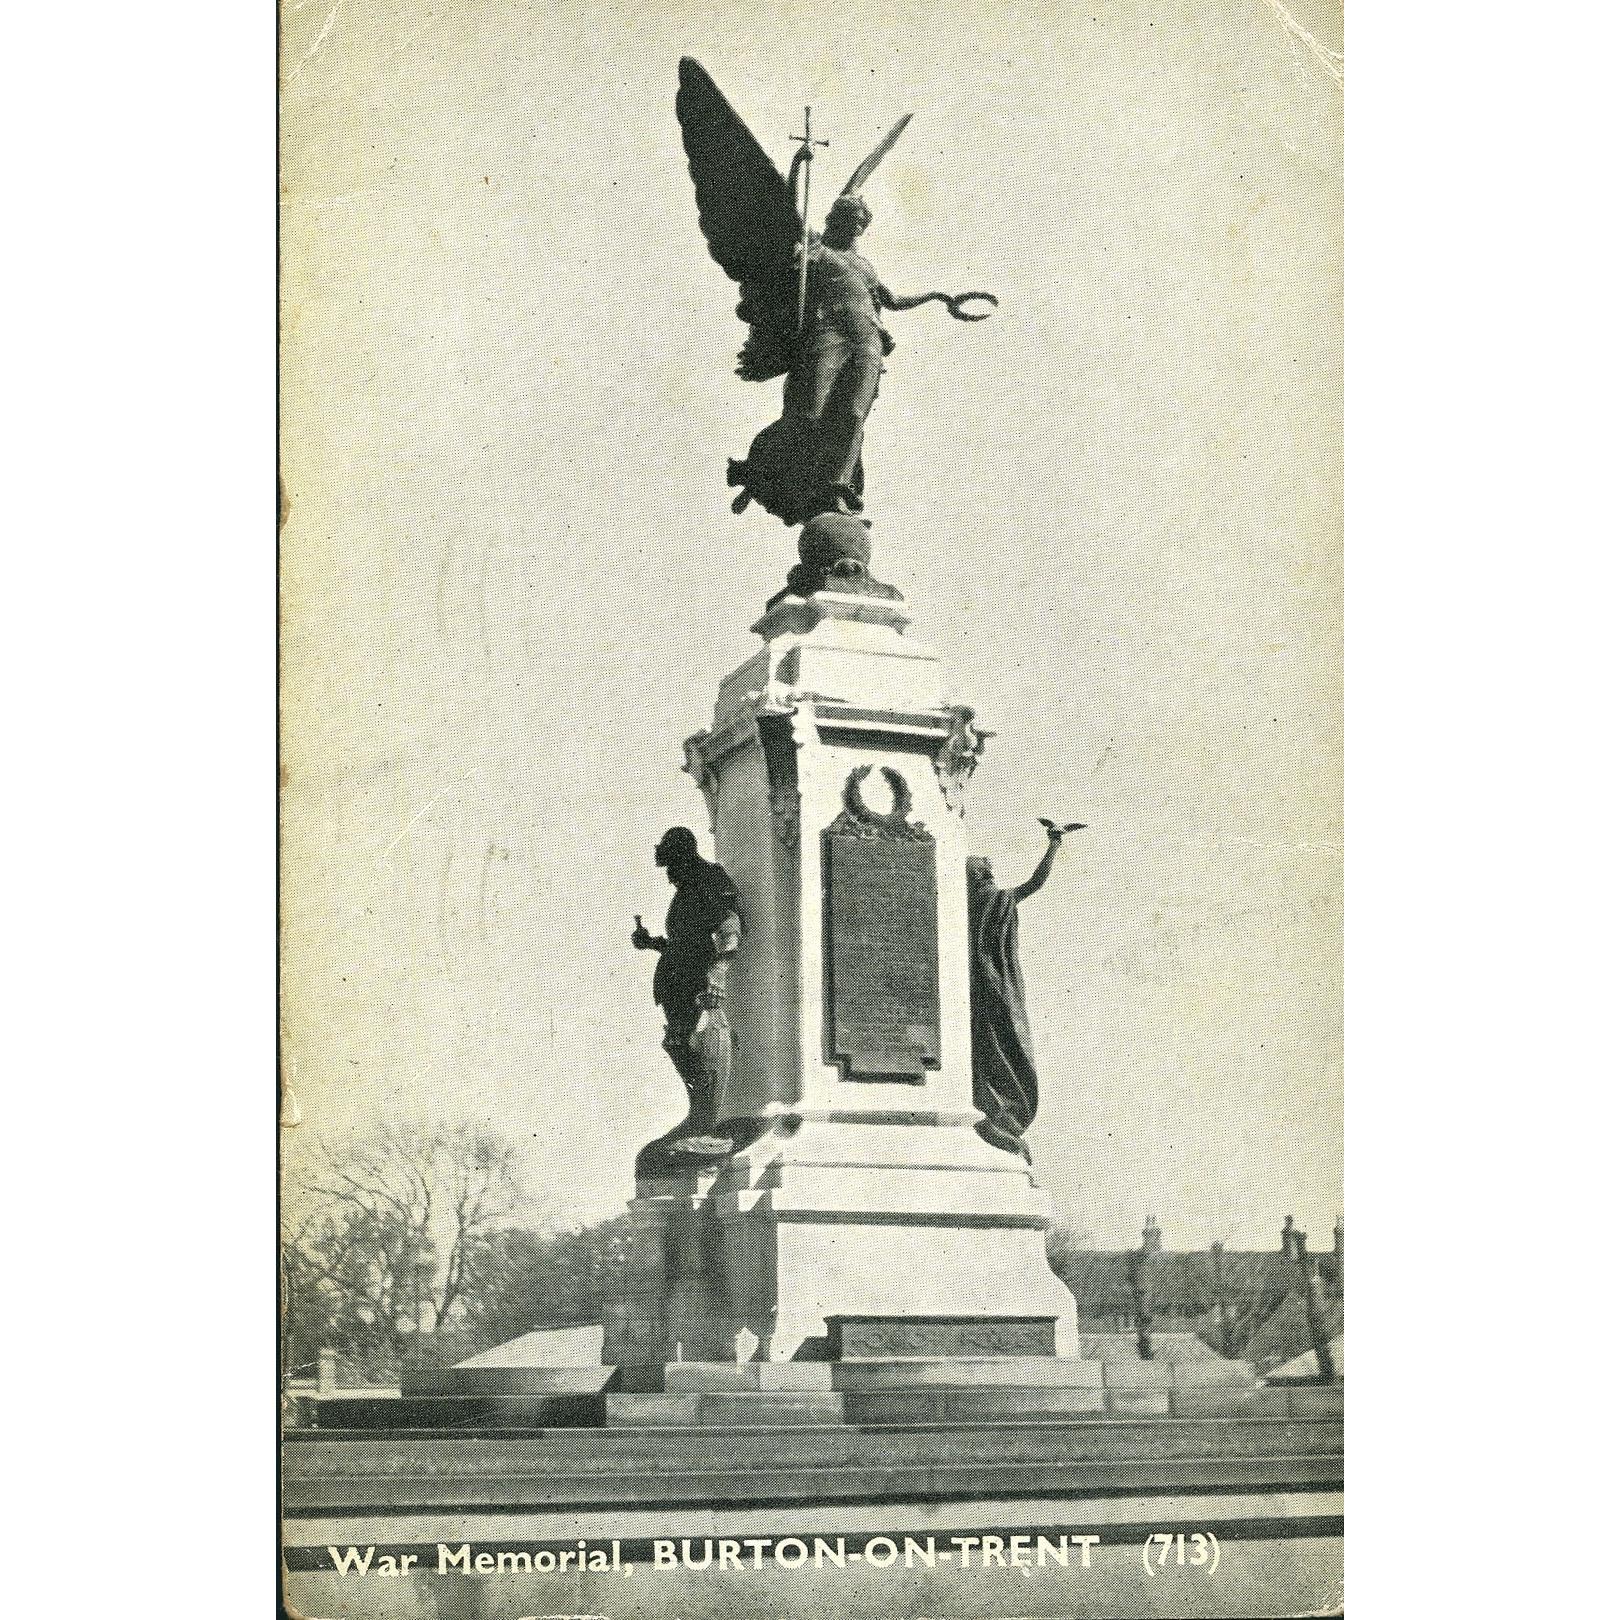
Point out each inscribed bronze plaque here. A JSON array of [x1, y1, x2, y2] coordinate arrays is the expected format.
[[822, 766, 940, 1081]]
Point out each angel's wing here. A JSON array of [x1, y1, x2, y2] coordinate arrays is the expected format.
[[840, 113, 913, 198], [676, 58, 804, 382]]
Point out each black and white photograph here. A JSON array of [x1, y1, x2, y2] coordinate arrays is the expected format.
[[278, 4, 1343, 1614]]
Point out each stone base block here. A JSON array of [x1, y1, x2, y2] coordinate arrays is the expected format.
[[829, 1313, 1056, 1360], [605, 1391, 845, 1428], [310, 1393, 607, 1429], [1171, 1358, 1259, 1388], [1102, 1360, 1173, 1390], [725, 1195, 1080, 1364], [399, 1365, 617, 1398], [659, 1356, 1112, 1395], [1169, 1386, 1292, 1419], [831, 1356, 1105, 1391], [1105, 1390, 1172, 1417], [614, 1118, 1083, 1367], [335, 1344, 1261, 1431], [1163, 1385, 1336, 1418], [662, 1362, 836, 1393], [1283, 1383, 1345, 1418], [612, 1363, 670, 1393], [1101, 1358, 1256, 1393], [842, 1387, 1109, 1424]]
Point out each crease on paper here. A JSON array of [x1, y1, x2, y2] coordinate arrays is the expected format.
[[1258, 0, 1345, 88], [283, 2, 343, 90]]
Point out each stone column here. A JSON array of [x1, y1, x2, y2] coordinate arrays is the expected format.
[[624, 588, 1079, 1366]]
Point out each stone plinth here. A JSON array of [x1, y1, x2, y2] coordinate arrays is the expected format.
[[604, 589, 1080, 1368], [828, 1314, 1057, 1359]]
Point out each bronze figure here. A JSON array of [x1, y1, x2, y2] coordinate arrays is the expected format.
[[966, 820, 1083, 1161], [631, 826, 743, 1173], [676, 58, 997, 531]]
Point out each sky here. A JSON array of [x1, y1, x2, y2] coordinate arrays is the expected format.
[[279, 0, 1342, 1251]]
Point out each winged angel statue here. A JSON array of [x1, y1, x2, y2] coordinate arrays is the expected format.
[[676, 58, 997, 531]]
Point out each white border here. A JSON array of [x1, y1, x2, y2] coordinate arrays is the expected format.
[[7, 4, 1617, 1614], [1348, 5, 1616, 1613]]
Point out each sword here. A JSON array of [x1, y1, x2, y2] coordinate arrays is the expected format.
[[787, 106, 828, 333]]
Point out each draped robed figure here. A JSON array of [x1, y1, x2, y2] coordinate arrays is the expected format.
[[966, 822, 1077, 1161]]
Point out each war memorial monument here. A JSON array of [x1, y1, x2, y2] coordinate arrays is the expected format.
[[282, 58, 1343, 1620]]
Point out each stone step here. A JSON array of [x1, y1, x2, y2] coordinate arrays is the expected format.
[[835, 1357, 1105, 1390], [605, 1391, 845, 1427], [400, 1366, 619, 1397], [844, 1387, 1114, 1424], [284, 1439, 1344, 1516], [1101, 1358, 1259, 1390], [662, 1362, 837, 1393], [1170, 1386, 1292, 1418], [310, 1394, 607, 1430], [660, 1357, 1118, 1393], [287, 1413, 1344, 1480], [306, 1381, 1335, 1433], [1273, 1383, 1343, 1418], [385, 1356, 1263, 1404]]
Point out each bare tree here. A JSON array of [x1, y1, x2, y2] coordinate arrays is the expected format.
[[282, 1123, 523, 1366]]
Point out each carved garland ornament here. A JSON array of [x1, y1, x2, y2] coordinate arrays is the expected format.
[[932, 704, 988, 815], [828, 764, 931, 842]]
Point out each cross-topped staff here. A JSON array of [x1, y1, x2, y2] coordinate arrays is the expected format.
[[787, 106, 828, 333]]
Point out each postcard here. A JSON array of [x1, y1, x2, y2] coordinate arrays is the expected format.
[[280, 5, 1343, 1615]]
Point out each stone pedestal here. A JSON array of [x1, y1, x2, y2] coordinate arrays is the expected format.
[[603, 589, 1080, 1369]]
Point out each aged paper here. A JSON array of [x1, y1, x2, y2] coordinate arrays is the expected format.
[[281, 3, 1342, 1616]]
